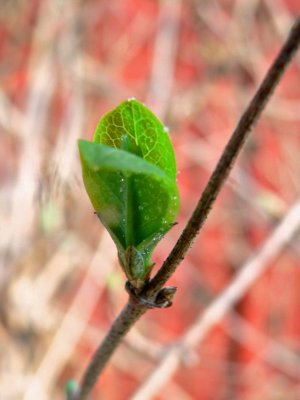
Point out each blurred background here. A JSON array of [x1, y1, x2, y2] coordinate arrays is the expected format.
[[1, 0, 300, 399]]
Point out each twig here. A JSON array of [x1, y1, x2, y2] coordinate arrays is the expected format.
[[131, 198, 300, 400], [76, 16, 300, 400], [77, 302, 147, 400], [145, 15, 300, 294]]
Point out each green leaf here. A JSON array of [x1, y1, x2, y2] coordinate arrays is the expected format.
[[93, 99, 176, 179], [79, 99, 179, 288]]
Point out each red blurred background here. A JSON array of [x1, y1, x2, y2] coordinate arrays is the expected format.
[[1, 1, 300, 399]]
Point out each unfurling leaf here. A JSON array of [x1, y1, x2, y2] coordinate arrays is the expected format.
[[79, 99, 179, 289]]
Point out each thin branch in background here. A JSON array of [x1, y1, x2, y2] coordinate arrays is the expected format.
[[50, 0, 84, 192], [147, 0, 182, 119], [193, 0, 263, 82], [22, 232, 115, 400], [75, 16, 300, 400], [0, 0, 57, 279], [132, 198, 300, 400], [228, 0, 263, 80], [1, 56, 55, 253], [264, 0, 295, 38], [226, 312, 300, 381], [0, 90, 26, 138]]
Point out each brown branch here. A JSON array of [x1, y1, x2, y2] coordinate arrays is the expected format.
[[131, 198, 300, 399], [75, 16, 300, 400], [145, 16, 300, 294], [76, 301, 146, 400]]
